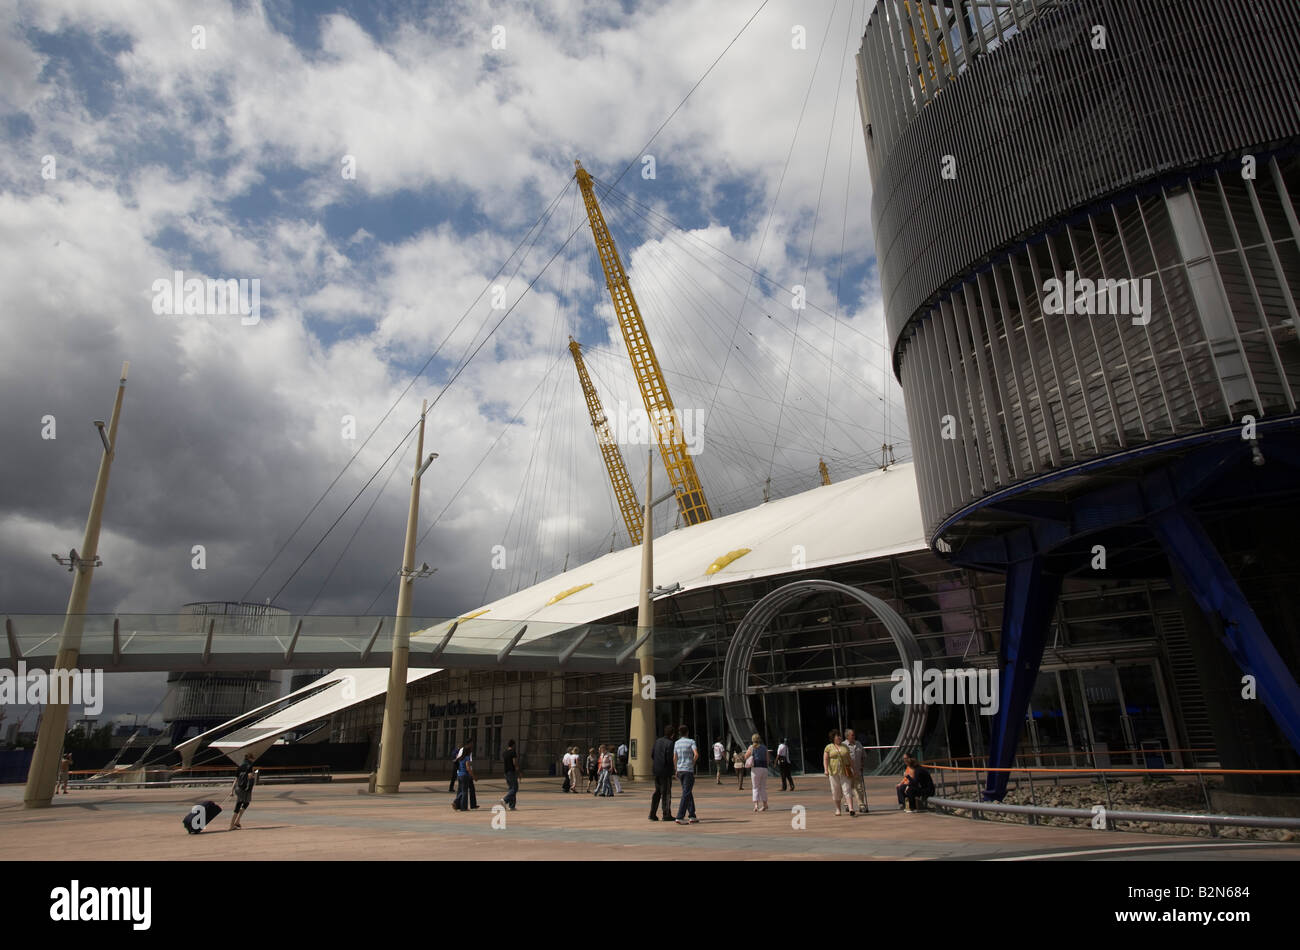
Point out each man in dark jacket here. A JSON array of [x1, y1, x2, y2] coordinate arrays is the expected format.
[[228, 753, 257, 830], [647, 723, 676, 821]]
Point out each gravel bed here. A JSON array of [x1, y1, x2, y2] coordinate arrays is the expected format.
[[939, 778, 1298, 842]]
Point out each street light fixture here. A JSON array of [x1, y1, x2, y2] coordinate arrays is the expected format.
[[401, 562, 438, 582], [413, 452, 439, 482], [51, 549, 102, 573]]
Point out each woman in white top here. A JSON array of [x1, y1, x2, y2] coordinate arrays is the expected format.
[[568, 747, 582, 794]]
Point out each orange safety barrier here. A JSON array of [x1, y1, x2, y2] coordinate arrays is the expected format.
[[928, 748, 1217, 766], [927, 763, 1300, 776]]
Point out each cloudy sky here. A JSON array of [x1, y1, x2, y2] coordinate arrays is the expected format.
[[0, 0, 907, 720]]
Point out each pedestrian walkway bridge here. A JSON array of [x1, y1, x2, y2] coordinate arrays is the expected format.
[[2, 614, 710, 674]]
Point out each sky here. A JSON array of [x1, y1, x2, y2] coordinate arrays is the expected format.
[[0, 0, 908, 722]]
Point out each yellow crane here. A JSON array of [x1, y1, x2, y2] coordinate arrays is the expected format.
[[573, 160, 712, 526], [568, 337, 643, 546], [905, 1, 949, 90]]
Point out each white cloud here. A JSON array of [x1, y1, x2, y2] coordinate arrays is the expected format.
[[0, 0, 898, 639]]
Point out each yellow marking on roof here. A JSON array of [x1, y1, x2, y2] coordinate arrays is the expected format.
[[546, 583, 593, 606], [706, 548, 752, 575]]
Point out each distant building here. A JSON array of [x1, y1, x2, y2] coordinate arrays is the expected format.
[[162, 602, 290, 743]]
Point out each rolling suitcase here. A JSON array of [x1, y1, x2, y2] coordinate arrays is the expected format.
[[183, 800, 222, 834]]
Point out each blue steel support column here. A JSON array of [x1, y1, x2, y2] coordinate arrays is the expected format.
[[983, 557, 1061, 801], [1149, 503, 1300, 755]]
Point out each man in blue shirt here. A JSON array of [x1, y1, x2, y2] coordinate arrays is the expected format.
[[673, 725, 699, 824]]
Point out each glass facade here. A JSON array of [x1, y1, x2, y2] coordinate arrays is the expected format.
[[896, 164, 1300, 538], [332, 548, 1205, 776]]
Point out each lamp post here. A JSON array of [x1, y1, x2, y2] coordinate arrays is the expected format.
[[25, 362, 128, 808], [375, 401, 436, 794]]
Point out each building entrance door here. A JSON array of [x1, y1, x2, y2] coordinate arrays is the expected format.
[[1073, 663, 1173, 767]]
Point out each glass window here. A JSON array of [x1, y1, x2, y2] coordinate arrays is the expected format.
[[425, 723, 439, 760]]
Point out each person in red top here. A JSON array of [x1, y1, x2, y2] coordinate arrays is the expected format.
[[897, 754, 918, 811]]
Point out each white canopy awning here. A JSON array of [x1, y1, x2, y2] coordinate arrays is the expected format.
[[191, 463, 926, 757]]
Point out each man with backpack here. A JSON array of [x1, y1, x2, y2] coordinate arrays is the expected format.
[[228, 753, 257, 830]]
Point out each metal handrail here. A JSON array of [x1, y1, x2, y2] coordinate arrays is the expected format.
[[927, 796, 1300, 833]]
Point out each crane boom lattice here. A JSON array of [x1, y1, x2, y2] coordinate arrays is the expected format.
[[568, 337, 643, 546], [573, 160, 712, 526]]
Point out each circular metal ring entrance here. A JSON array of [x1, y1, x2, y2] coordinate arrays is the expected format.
[[722, 579, 926, 776]]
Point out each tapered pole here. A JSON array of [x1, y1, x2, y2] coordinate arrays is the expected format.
[[376, 401, 428, 793], [628, 451, 656, 780], [25, 362, 128, 808]]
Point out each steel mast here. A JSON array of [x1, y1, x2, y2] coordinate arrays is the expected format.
[[573, 160, 712, 525], [568, 337, 643, 545]]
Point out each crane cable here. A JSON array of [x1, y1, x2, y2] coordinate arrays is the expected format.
[[238, 173, 576, 605], [776, 0, 859, 475]]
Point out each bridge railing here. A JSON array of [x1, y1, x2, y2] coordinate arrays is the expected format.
[[67, 764, 332, 789], [2, 614, 716, 673]]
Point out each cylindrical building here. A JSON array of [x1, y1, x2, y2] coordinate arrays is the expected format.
[[163, 602, 291, 743], [856, 0, 1300, 798]]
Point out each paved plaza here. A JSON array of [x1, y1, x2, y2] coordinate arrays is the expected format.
[[3, 774, 1296, 861]]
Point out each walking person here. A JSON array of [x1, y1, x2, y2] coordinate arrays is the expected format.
[[463, 742, 479, 808], [777, 738, 795, 791], [673, 725, 699, 824], [568, 746, 582, 793], [452, 739, 477, 811], [823, 730, 856, 816], [586, 747, 598, 793], [227, 753, 257, 830], [594, 744, 615, 797], [713, 737, 726, 783], [502, 739, 520, 810], [844, 729, 869, 814], [57, 753, 72, 794], [616, 741, 629, 777], [743, 733, 769, 812], [649, 723, 675, 821], [561, 748, 573, 793], [733, 749, 746, 790]]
